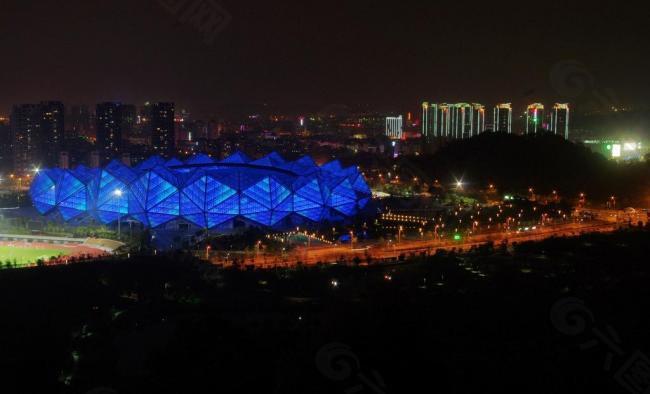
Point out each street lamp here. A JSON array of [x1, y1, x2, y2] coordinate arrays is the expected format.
[[113, 189, 123, 240]]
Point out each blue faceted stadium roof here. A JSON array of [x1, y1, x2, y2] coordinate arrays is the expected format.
[[29, 151, 373, 229], [184, 154, 215, 166], [220, 151, 251, 164]]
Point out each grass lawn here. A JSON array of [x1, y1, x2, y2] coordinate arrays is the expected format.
[[0, 246, 68, 267]]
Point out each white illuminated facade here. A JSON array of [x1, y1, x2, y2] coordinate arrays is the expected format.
[[526, 103, 545, 134], [439, 104, 451, 137], [422, 102, 438, 140], [550, 103, 570, 139], [385, 116, 403, 140], [472, 103, 486, 136], [421, 102, 485, 139], [493, 103, 512, 133]]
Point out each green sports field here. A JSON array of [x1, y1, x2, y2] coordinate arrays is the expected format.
[[0, 246, 67, 267]]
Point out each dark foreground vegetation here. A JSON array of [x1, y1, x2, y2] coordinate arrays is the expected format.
[[2, 228, 650, 394]]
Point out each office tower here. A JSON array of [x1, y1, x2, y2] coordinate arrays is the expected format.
[[120, 104, 136, 140], [39, 101, 65, 167], [175, 109, 192, 143], [0, 117, 10, 171], [493, 103, 513, 133], [385, 116, 403, 140], [96, 102, 124, 164], [550, 103, 570, 139], [10, 102, 65, 171], [11, 104, 42, 172], [68, 105, 92, 138], [526, 103, 545, 134], [146, 102, 175, 156]]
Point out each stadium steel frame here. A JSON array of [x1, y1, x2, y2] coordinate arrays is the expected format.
[[29, 152, 373, 230]]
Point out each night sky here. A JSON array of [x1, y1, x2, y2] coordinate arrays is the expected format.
[[1, 0, 648, 118]]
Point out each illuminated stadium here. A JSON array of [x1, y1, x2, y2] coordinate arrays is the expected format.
[[29, 152, 372, 230]]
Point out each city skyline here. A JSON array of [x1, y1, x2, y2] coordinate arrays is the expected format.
[[9, 94, 642, 175], [0, 97, 590, 120]]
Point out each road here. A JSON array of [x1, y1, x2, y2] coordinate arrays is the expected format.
[[237, 220, 621, 268], [578, 208, 648, 226]]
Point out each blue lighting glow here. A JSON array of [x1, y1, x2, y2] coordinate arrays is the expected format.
[[29, 152, 373, 229]]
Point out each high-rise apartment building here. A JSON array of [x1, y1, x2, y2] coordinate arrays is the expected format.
[[550, 103, 570, 139], [422, 102, 485, 139], [146, 102, 175, 156], [526, 103, 545, 134], [10, 102, 64, 171], [493, 103, 513, 133], [385, 116, 403, 140], [96, 102, 124, 164], [40, 101, 65, 166]]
